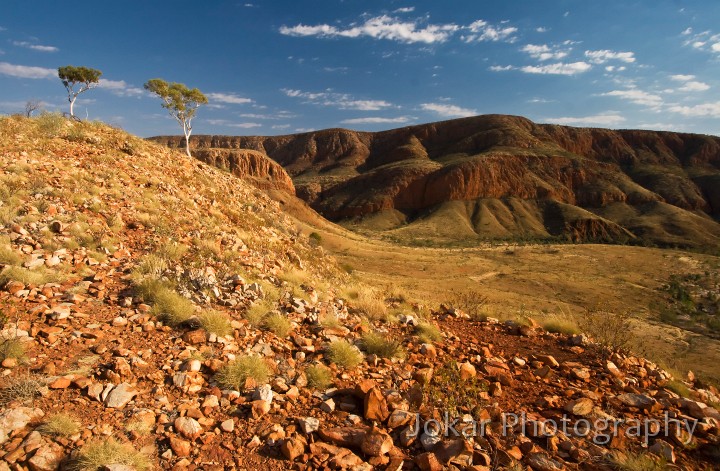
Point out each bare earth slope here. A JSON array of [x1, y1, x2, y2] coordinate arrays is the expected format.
[[154, 115, 720, 248]]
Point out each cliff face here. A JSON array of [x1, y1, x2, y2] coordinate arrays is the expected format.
[[151, 115, 720, 248]]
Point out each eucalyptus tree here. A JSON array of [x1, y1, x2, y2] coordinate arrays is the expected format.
[[58, 65, 102, 117]]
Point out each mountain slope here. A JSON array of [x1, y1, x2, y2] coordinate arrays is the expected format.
[[154, 115, 720, 248]]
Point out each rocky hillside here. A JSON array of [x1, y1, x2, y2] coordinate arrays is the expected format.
[[154, 115, 720, 248], [2, 115, 719, 470]]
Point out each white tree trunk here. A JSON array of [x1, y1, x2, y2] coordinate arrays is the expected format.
[[184, 125, 192, 157], [69, 96, 76, 117]]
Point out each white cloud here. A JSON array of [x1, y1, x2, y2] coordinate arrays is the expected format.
[[601, 89, 663, 107], [520, 61, 592, 75], [394, 7, 415, 13], [207, 119, 262, 128], [12, 41, 58, 52], [98, 79, 144, 97], [489, 65, 513, 72], [667, 102, 720, 117], [280, 15, 459, 44], [206, 92, 253, 105], [584, 49, 635, 64], [682, 29, 720, 54], [282, 88, 393, 110], [463, 20, 517, 43], [272, 124, 291, 130], [670, 74, 695, 81], [420, 103, 476, 118], [544, 113, 626, 126], [680, 81, 710, 92], [520, 44, 569, 61], [0, 61, 55, 79], [341, 116, 414, 124], [536, 27, 549, 33], [605, 65, 627, 72]]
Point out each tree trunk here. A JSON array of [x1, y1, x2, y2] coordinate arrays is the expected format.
[[69, 96, 76, 117], [184, 126, 192, 157]]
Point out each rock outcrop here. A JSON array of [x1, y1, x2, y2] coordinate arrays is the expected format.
[[153, 115, 720, 247]]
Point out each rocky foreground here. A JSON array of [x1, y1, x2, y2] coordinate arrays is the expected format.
[[1, 115, 719, 470]]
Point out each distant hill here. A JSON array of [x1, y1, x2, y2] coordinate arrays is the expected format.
[[153, 115, 720, 248]]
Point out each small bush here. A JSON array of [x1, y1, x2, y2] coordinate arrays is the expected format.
[[132, 254, 168, 280], [39, 413, 81, 437], [415, 322, 442, 343], [0, 336, 26, 362], [157, 242, 188, 261], [69, 438, 151, 471], [450, 289, 488, 319], [136, 279, 194, 327], [542, 317, 581, 335], [326, 340, 363, 369], [361, 331, 404, 359], [0, 376, 44, 405], [425, 361, 489, 418], [0, 266, 58, 286], [198, 310, 232, 337], [319, 312, 342, 329], [35, 112, 65, 138], [306, 364, 333, 389], [216, 355, 270, 390], [244, 300, 272, 326], [665, 380, 691, 398], [607, 450, 666, 471], [263, 313, 292, 338], [578, 308, 634, 352], [280, 268, 309, 286], [309, 232, 322, 247], [0, 239, 21, 266], [352, 288, 388, 321]]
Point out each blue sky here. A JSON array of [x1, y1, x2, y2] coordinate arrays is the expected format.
[[1, 1, 720, 137]]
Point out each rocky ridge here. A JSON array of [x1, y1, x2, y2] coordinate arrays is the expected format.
[[154, 115, 720, 248], [1, 115, 719, 470]]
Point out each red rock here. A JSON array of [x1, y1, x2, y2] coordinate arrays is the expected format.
[[364, 387, 390, 422], [459, 362, 476, 380], [49, 377, 71, 389], [415, 452, 443, 471], [170, 436, 192, 457], [281, 436, 306, 461], [182, 329, 206, 344], [361, 428, 393, 457]]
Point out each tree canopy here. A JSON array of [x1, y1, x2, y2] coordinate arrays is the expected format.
[[58, 65, 102, 117], [144, 79, 208, 157]]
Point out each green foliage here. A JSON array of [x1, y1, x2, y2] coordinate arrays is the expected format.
[[665, 380, 691, 398], [216, 355, 270, 390], [135, 279, 194, 327], [542, 317, 581, 335], [326, 339, 363, 368], [198, 310, 232, 337], [607, 450, 666, 471], [415, 321, 442, 343], [360, 331, 404, 359], [305, 364, 333, 389], [0, 336, 26, 362], [69, 438, 151, 471], [263, 313, 292, 337], [39, 413, 81, 437], [58, 65, 102, 117], [309, 232, 322, 247], [424, 361, 488, 418]]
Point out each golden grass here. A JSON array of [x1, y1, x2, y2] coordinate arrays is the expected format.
[[0, 266, 60, 286], [305, 364, 333, 389], [39, 413, 81, 437], [69, 438, 151, 471], [326, 340, 363, 369], [0, 336, 26, 362], [198, 310, 233, 337], [415, 322, 442, 343], [263, 313, 292, 337], [216, 355, 270, 390], [360, 331, 404, 359]]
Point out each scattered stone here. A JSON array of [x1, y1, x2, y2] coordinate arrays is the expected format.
[[174, 417, 203, 439], [103, 382, 137, 408]]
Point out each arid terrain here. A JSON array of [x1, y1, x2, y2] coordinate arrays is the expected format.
[[1, 114, 719, 471]]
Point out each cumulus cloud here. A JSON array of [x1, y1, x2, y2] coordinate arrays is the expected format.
[[520, 61, 592, 75], [669, 74, 710, 92], [463, 20, 517, 43], [206, 92, 253, 105], [489, 65, 514, 72], [520, 44, 569, 61], [280, 15, 459, 44], [98, 79, 144, 97], [681, 28, 720, 54], [544, 113, 626, 126], [12, 41, 58, 52], [667, 102, 720, 117], [584, 50, 635, 64], [0, 61, 55, 79], [420, 103, 476, 118], [341, 116, 414, 124], [282, 88, 393, 110], [536, 27, 549, 33], [601, 89, 663, 107]]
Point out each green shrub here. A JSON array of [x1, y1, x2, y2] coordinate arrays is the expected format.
[[665, 380, 691, 398], [199, 310, 232, 337], [326, 340, 363, 368], [0, 336, 26, 362], [0, 266, 59, 286], [415, 322, 442, 343], [216, 355, 270, 390], [306, 364, 333, 389], [135, 279, 194, 327], [263, 313, 292, 337], [69, 438, 151, 471], [360, 331, 404, 359], [244, 300, 272, 326], [309, 232, 322, 247], [0, 239, 21, 266]]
